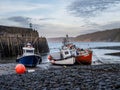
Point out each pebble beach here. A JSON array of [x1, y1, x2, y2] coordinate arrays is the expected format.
[[0, 63, 120, 90], [0, 45, 120, 90]]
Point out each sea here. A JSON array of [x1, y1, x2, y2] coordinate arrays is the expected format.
[[0, 42, 120, 65], [48, 42, 120, 64]]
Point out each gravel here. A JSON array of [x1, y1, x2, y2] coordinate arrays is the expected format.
[[0, 64, 120, 90]]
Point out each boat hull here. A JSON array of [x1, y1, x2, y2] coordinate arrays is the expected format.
[[16, 55, 42, 67], [50, 57, 75, 65], [75, 52, 92, 65]]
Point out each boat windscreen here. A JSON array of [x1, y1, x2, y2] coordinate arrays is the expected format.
[[65, 51, 69, 55], [26, 50, 34, 53]]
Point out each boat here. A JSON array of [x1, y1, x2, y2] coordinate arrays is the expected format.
[[75, 48, 92, 65], [48, 48, 76, 65], [62, 35, 93, 65], [48, 35, 92, 65], [16, 43, 42, 67]]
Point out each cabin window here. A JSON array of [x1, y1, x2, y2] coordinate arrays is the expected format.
[[65, 51, 69, 55], [26, 50, 34, 53]]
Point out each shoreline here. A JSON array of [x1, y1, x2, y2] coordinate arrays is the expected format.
[[93, 46, 120, 56], [93, 46, 120, 50], [105, 52, 120, 56], [0, 63, 120, 89]]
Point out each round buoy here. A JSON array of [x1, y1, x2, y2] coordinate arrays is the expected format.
[[48, 55, 52, 60], [15, 64, 26, 74]]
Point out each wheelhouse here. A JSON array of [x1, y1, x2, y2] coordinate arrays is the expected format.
[[23, 47, 35, 56]]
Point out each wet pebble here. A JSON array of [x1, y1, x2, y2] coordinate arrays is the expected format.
[[0, 64, 120, 90]]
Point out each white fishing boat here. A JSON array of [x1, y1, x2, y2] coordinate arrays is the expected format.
[[48, 49, 76, 65], [62, 35, 92, 65], [48, 35, 92, 65]]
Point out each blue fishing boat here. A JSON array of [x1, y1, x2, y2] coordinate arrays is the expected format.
[[16, 43, 42, 67]]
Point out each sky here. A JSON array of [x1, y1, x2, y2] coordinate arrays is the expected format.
[[0, 0, 120, 38]]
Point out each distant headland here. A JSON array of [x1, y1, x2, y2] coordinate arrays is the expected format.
[[47, 28, 120, 42]]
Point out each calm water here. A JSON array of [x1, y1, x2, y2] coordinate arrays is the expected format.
[[0, 42, 120, 64]]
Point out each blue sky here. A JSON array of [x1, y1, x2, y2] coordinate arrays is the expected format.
[[0, 0, 120, 38]]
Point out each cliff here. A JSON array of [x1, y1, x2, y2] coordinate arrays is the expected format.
[[48, 28, 120, 42], [75, 28, 120, 42]]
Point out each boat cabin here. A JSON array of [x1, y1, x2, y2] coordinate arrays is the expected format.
[[23, 43, 35, 56], [23, 47, 35, 56], [61, 49, 71, 59], [50, 49, 72, 60]]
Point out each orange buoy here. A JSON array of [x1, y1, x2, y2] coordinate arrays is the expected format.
[[48, 55, 52, 60], [15, 64, 26, 74]]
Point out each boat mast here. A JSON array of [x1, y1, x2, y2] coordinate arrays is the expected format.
[[62, 34, 70, 46]]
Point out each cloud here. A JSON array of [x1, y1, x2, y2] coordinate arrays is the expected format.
[[99, 21, 120, 30], [6, 16, 55, 26], [1, 0, 120, 38], [77, 21, 120, 36], [39, 18, 55, 21], [68, 0, 120, 18], [8, 16, 30, 23], [0, 1, 52, 15]]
